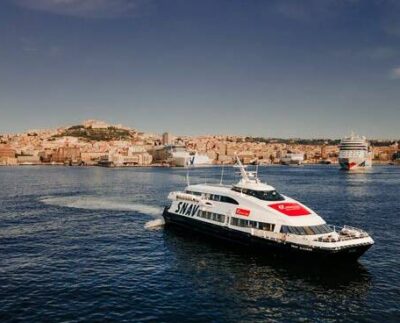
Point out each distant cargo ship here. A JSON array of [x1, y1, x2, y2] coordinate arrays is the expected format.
[[338, 133, 372, 171], [280, 153, 304, 165]]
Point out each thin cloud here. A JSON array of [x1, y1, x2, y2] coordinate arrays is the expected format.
[[333, 47, 400, 60], [20, 37, 39, 53], [273, 0, 359, 22], [12, 0, 152, 18], [379, 0, 400, 36], [365, 47, 399, 59], [20, 37, 62, 57], [389, 67, 400, 79], [383, 19, 400, 37]]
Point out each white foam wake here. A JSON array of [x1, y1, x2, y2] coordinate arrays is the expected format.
[[144, 218, 165, 230], [40, 196, 163, 217]]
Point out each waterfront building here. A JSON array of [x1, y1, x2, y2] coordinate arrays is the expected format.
[[17, 155, 41, 165], [0, 144, 18, 166], [0, 144, 16, 158], [81, 152, 107, 166], [51, 146, 81, 164], [162, 132, 173, 145], [0, 157, 18, 166]]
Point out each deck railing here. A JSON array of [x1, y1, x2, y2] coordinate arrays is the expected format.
[[250, 225, 369, 248]]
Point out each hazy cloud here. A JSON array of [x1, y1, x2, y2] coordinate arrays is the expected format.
[[390, 66, 400, 79], [382, 18, 400, 37], [364, 47, 399, 59], [20, 37, 39, 53], [20, 37, 62, 57], [332, 46, 400, 60], [12, 0, 151, 18], [379, 0, 400, 36], [273, 0, 359, 22]]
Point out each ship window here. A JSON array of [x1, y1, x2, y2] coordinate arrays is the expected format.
[[220, 196, 239, 205], [185, 190, 202, 196], [314, 224, 332, 234], [210, 194, 221, 202], [230, 218, 275, 231], [304, 226, 314, 235], [280, 224, 333, 235], [259, 223, 275, 231], [231, 217, 239, 226], [291, 226, 302, 235], [249, 220, 258, 228], [312, 225, 323, 234], [198, 210, 225, 223], [281, 226, 289, 233], [232, 187, 285, 201], [206, 194, 239, 205]]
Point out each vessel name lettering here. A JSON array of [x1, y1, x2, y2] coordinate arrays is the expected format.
[[175, 202, 200, 216]]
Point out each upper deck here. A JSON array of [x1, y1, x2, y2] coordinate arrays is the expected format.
[[171, 157, 327, 228]]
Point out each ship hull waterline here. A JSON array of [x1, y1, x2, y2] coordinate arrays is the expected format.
[[162, 208, 372, 262]]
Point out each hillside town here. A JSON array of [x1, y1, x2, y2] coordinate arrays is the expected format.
[[0, 119, 399, 167]]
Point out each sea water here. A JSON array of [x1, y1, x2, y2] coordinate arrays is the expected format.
[[0, 165, 399, 321]]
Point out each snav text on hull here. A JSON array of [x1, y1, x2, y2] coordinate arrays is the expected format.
[[162, 156, 374, 262]]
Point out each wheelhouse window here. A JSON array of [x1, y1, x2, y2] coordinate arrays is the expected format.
[[185, 191, 239, 205], [185, 190, 202, 196], [232, 187, 285, 201], [280, 224, 332, 235], [219, 196, 239, 205]]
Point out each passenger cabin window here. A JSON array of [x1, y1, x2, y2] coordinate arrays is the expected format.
[[232, 187, 285, 201], [230, 217, 275, 231], [198, 210, 225, 223], [280, 224, 332, 235]]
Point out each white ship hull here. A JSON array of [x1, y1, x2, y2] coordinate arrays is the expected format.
[[339, 156, 372, 171], [280, 153, 304, 165], [338, 133, 372, 171], [170, 153, 212, 167]]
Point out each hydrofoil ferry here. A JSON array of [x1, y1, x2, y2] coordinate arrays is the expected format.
[[162, 158, 374, 261]]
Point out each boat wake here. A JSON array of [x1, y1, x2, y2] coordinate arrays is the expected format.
[[40, 195, 165, 229], [144, 218, 165, 230]]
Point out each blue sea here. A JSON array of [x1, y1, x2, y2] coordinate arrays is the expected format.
[[0, 165, 399, 322]]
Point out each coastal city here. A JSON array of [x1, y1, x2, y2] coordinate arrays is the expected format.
[[0, 119, 399, 167]]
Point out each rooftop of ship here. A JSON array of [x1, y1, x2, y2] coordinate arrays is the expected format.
[[183, 158, 328, 227], [340, 132, 369, 145]]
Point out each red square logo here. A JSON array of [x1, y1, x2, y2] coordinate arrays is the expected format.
[[236, 208, 251, 216]]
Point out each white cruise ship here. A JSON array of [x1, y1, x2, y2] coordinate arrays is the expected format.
[[339, 133, 372, 171], [280, 153, 304, 165], [162, 157, 374, 261], [166, 145, 212, 167]]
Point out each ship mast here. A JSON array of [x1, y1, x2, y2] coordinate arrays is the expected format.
[[236, 155, 249, 181], [235, 155, 260, 184]]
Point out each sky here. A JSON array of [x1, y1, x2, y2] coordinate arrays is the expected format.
[[0, 0, 399, 139]]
